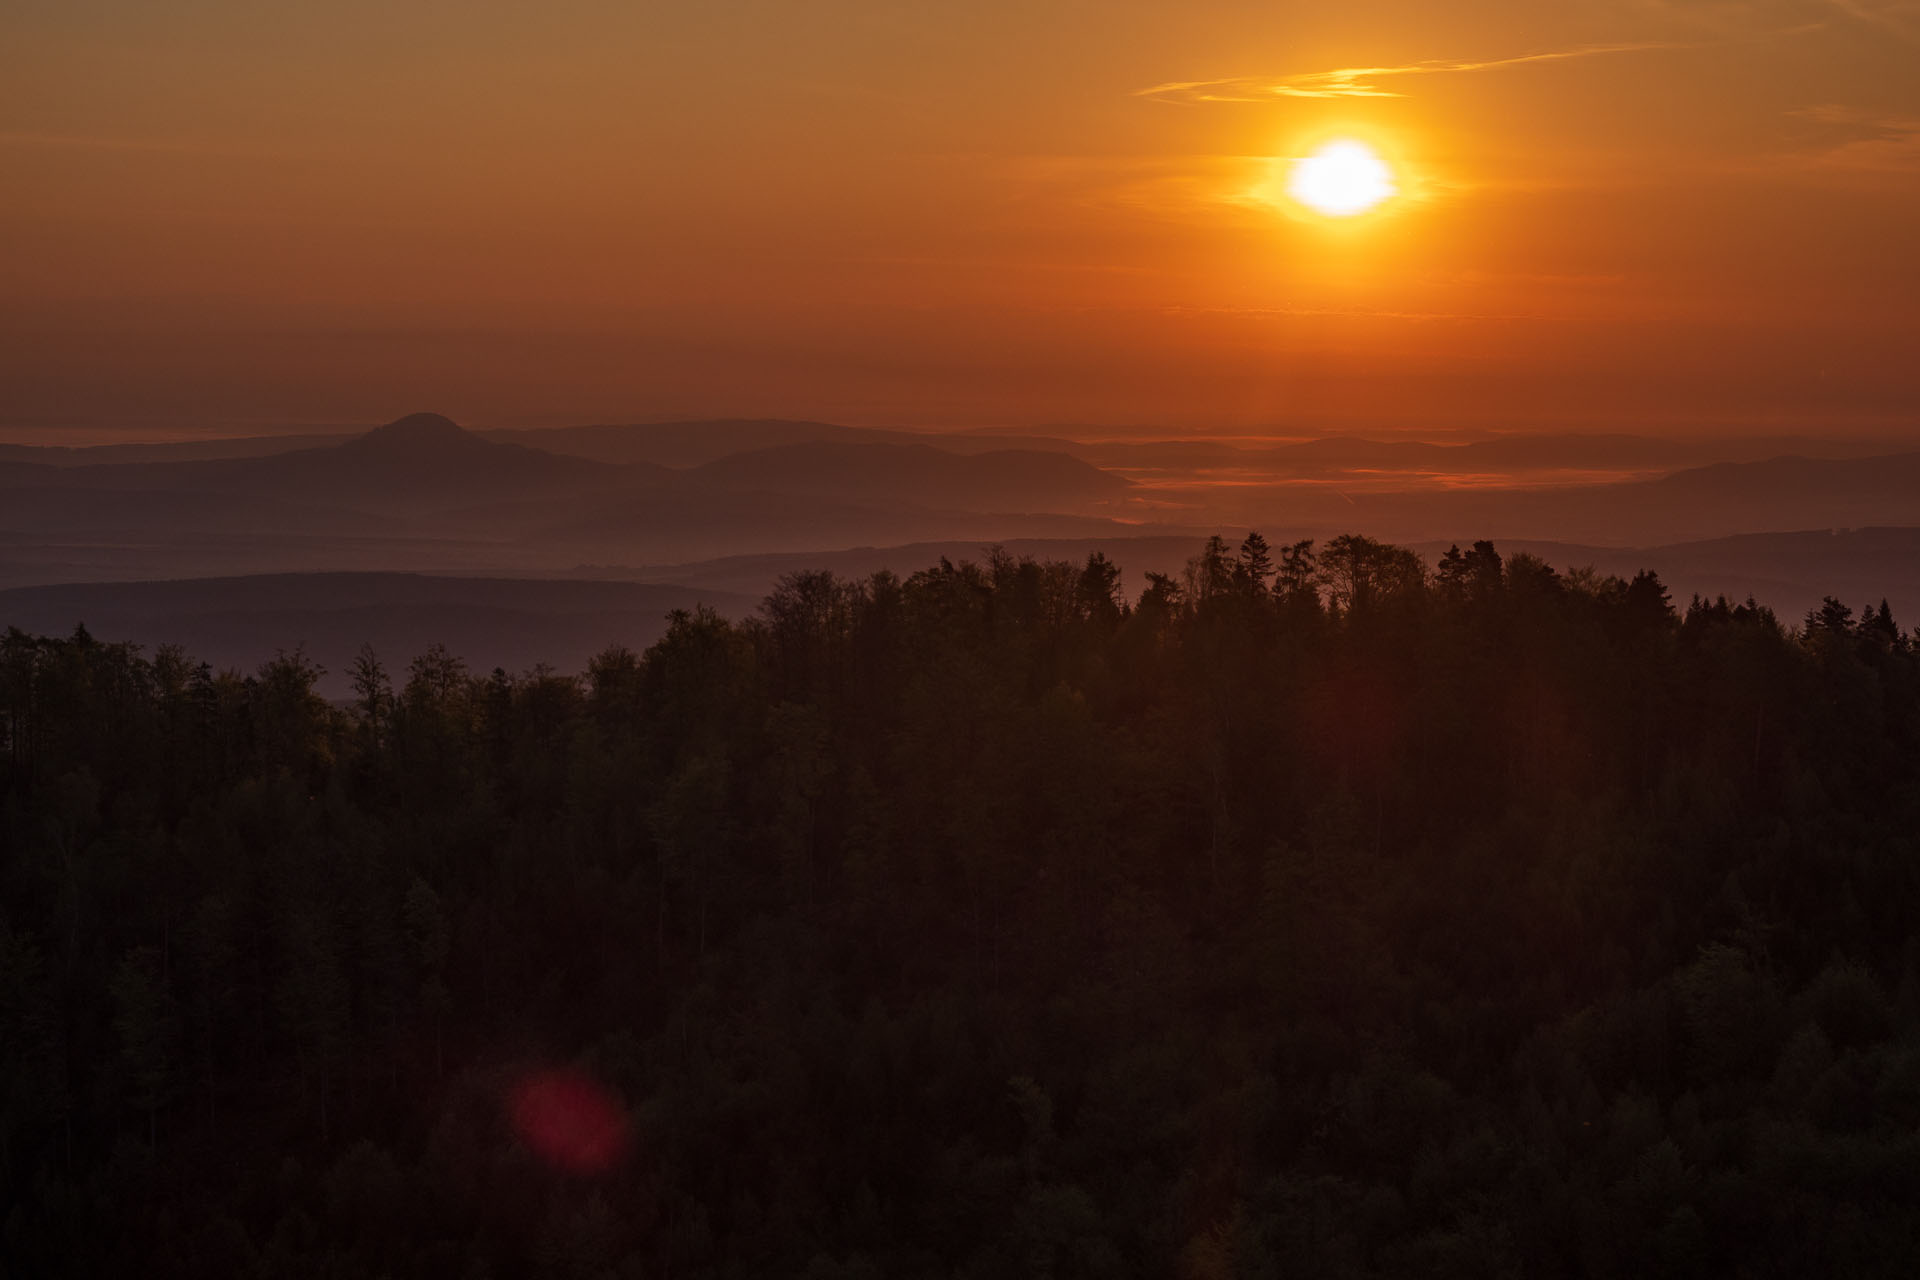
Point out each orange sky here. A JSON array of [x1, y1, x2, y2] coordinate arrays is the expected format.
[[4, 0, 1918, 437]]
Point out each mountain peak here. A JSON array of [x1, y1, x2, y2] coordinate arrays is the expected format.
[[364, 412, 468, 445]]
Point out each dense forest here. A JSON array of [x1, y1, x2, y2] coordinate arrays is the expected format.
[[6, 534, 1920, 1277]]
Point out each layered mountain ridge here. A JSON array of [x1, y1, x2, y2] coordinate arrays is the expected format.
[[5, 410, 1920, 600]]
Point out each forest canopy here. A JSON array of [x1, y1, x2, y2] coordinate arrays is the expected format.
[[5, 534, 1920, 1277]]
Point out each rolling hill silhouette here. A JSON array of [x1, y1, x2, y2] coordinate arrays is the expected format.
[[0, 413, 634, 518], [7, 414, 1920, 593], [0, 413, 1153, 584], [184, 412, 641, 512], [0, 413, 1129, 518]]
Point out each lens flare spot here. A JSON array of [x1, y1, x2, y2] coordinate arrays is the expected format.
[[509, 1068, 631, 1175]]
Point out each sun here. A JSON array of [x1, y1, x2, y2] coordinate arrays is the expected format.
[[1286, 140, 1397, 217]]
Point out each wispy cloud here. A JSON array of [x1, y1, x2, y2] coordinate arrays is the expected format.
[[1783, 104, 1920, 170], [1137, 43, 1682, 105], [1826, 0, 1920, 42]]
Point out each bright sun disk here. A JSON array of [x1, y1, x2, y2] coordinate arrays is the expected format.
[[1287, 140, 1396, 217]]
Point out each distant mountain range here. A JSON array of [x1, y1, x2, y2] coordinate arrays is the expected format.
[[0, 413, 645, 516], [0, 413, 1144, 586], [8, 417, 1904, 475], [0, 412, 1125, 512], [5, 411, 1920, 592]]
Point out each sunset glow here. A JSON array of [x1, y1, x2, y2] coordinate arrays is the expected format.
[[4, 1, 1918, 432]]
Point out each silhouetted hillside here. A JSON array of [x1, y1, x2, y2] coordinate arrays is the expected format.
[[0, 413, 633, 514], [182, 413, 643, 513]]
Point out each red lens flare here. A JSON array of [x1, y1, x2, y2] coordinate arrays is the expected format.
[[508, 1068, 632, 1175]]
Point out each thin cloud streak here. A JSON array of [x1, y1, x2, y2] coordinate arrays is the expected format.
[[1783, 105, 1920, 171], [1137, 42, 1682, 104], [0, 132, 257, 156]]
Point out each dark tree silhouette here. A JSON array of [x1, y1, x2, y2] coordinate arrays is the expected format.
[[4, 538, 1920, 1278]]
